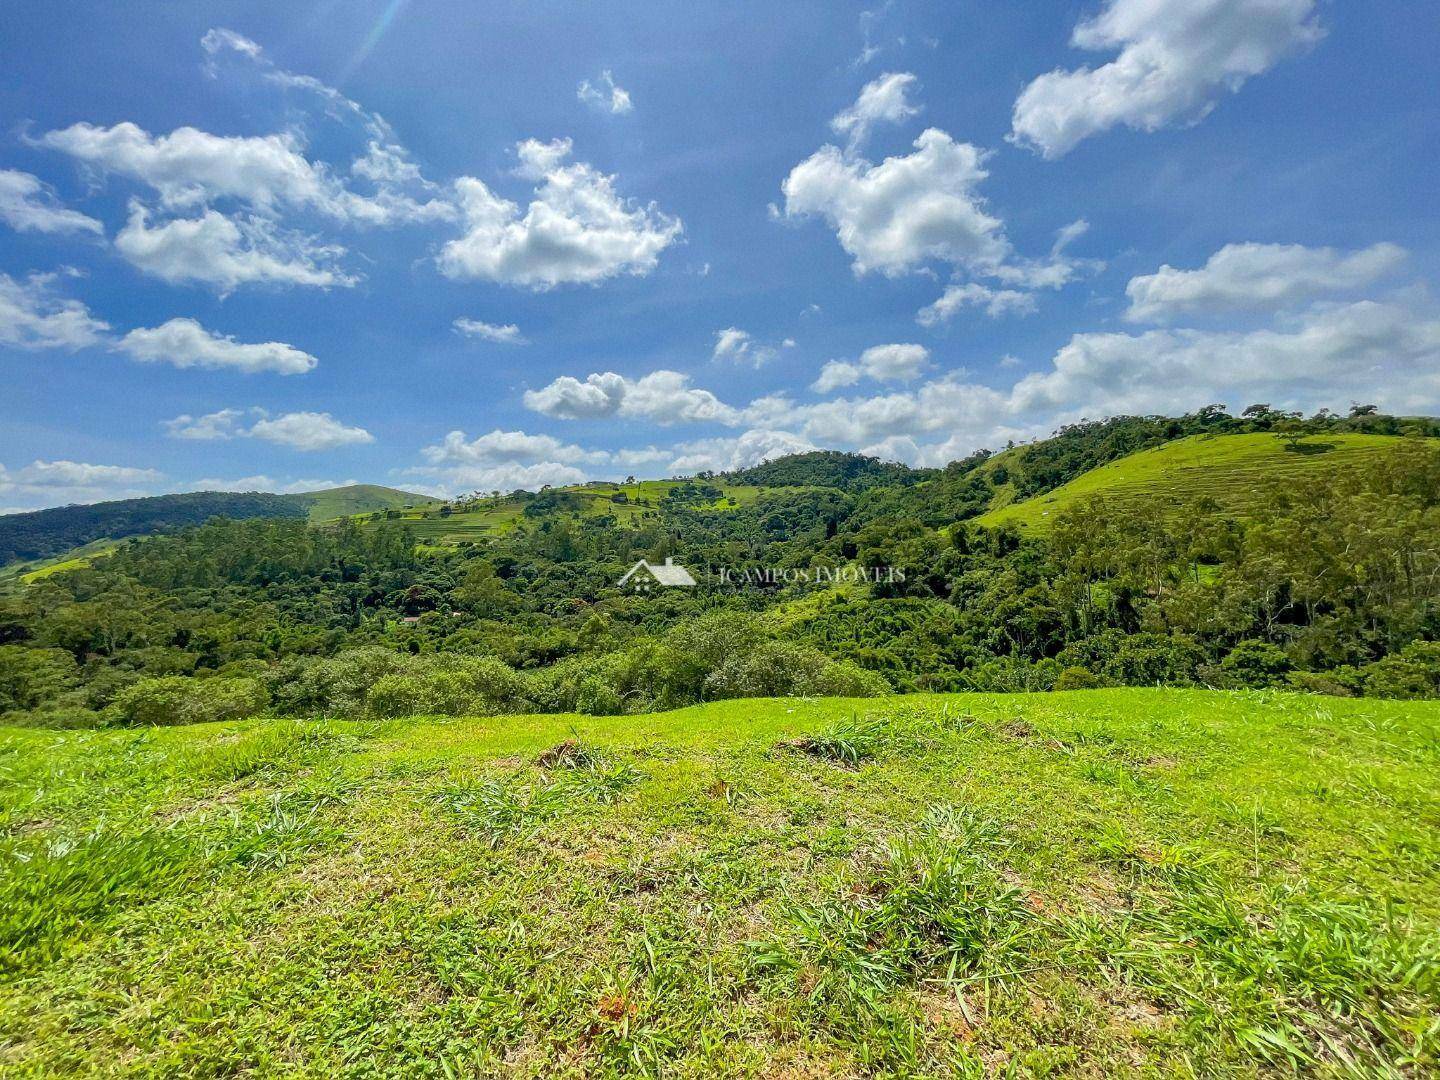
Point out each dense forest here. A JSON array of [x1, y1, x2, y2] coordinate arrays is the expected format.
[[0, 491, 307, 565], [3, 406, 1439, 727]]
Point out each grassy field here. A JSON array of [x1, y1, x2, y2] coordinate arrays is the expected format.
[[976, 433, 1417, 530], [0, 538, 122, 586], [380, 481, 770, 545], [290, 485, 441, 523], [2, 690, 1437, 1077]]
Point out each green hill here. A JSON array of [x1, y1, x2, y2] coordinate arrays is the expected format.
[[370, 479, 769, 545], [3, 690, 1437, 1075], [975, 432, 1421, 530], [0, 491, 308, 567], [283, 484, 440, 522]]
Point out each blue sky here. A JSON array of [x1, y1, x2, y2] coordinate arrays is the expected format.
[[2, 0, 1439, 511]]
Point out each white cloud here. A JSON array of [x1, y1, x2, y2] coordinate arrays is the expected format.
[[163, 407, 370, 450], [40, 121, 337, 215], [830, 72, 921, 151], [117, 317, 318, 374], [577, 70, 634, 115], [0, 272, 110, 350], [114, 203, 354, 292], [812, 361, 862, 394], [39, 120, 450, 228], [857, 342, 930, 382], [921, 283, 1036, 325], [667, 429, 817, 474], [783, 128, 1008, 278], [438, 139, 681, 288], [162, 408, 251, 440], [523, 369, 741, 425], [918, 283, 1037, 324], [421, 428, 607, 468], [0, 459, 166, 510], [712, 327, 794, 367], [1010, 299, 1440, 419], [1011, 0, 1324, 158], [1124, 242, 1408, 322], [0, 170, 102, 235], [248, 412, 374, 451], [453, 318, 528, 345], [813, 343, 929, 391], [189, 474, 351, 494]]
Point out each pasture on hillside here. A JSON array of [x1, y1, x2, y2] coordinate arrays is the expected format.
[[3, 690, 1437, 1076], [978, 433, 1418, 530]]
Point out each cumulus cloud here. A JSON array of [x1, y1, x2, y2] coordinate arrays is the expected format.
[[39, 121, 339, 215], [114, 203, 354, 292], [783, 129, 1008, 278], [406, 428, 605, 493], [1011, 0, 1324, 158], [162, 408, 251, 440], [712, 327, 794, 367], [117, 317, 318, 374], [162, 407, 371, 450], [523, 370, 741, 425], [0, 272, 110, 350], [454, 318, 528, 345], [1124, 242, 1407, 322], [189, 474, 350, 494], [0, 170, 103, 235], [813, 343, 930, 392], [421, 428, 608, 468], [0, 459, 166, 510], [40, 120, 452, 228], [918, 283, 1037, 324], [248, 412, 374, 451], [577, 70, 634, 115], [667, 429, 817, 474], [830, 72, 921, 151], [437, 139, 681, 288]]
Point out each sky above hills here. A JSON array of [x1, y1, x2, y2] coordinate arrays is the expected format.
[[2, 0, 1439, 511]]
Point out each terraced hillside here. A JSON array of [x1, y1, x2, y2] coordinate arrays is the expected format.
[[2, 690, 1437, 1075], [976, 432, 1420, 529]]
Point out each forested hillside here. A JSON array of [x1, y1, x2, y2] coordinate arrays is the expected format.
[[0, 491, 306, 565], [2, 408, 1439, 728]]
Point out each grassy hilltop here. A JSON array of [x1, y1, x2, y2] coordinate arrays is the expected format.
[[3, 690, 1437, 1076], [977, 432, 1419, 530]]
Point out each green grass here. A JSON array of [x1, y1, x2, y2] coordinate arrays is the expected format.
[[0, 538, 123, 585], [2, 690, 1437, 1076], [288, 484, 442, 523], [381, 481, 769, 545], [977, 433, 1419, 530]]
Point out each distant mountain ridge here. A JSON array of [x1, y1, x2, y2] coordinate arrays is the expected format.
[[0, 485, 436, 566]]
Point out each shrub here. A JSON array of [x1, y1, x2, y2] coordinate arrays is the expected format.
[[1054, 666, 1108, 691], [264, 647, 417, 718], [366, 674, 440, 718], [1358, 656, 1438, 700], [0, 706, 109, 729], [961, 656, 1062, 693], [1220, 640, 1294, 688], [110, 676, 268, 726], [0, 646, 76, 712], [575, 676, 624, 715], [704, 641, 832, 699], [1287, 669, 1360, 697], [812, 659, 891, 697]]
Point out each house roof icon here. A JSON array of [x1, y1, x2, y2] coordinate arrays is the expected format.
[[617, 556, 696, 587]]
